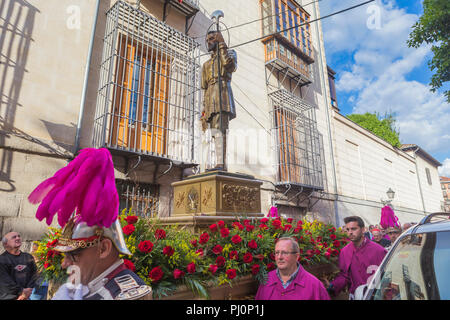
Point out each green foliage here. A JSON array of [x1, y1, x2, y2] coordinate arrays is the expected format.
[[407, 0, 450, 102], [347, 112, 402, 148]]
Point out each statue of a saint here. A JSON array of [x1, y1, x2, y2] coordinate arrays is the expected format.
[[200, 30, 237, 171]]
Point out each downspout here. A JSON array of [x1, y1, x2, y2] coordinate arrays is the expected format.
[[312, 2, 340, 226], [74, 0, 101, 154], [413, 147, 427, 214]]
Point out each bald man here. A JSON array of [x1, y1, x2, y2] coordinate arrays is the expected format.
[[0, 232, 38, 300]]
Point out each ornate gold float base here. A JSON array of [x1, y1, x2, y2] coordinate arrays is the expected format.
[[169, 170, 264, 220]]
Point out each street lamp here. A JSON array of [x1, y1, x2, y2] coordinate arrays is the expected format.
[[381, 188, 395, 206], [386, 188, 395, 201]]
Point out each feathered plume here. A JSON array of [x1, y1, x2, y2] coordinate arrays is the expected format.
[[380, 205, 401, 229], [28, 148, 119, 228]]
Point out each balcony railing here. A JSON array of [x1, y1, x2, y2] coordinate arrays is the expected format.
[[92, 1, 200, 164]]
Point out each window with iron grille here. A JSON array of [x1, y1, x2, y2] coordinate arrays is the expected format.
[[116, 179, 159, 218], [93, 1, 200, 163], [269, 89, 324, 190]]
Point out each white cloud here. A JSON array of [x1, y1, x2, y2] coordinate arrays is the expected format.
[[320, 0, 450, 155], [439, 159, 450, 177]]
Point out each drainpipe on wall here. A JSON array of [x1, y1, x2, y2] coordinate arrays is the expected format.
[[312, 2, 340, 226], [74, 0, 101, 154], [413, 147, 427, 214]]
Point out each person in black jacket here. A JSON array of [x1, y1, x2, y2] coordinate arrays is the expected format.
[[0, 232, 38, 300]]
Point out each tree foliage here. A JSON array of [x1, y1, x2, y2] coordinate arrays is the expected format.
[[407, 0, 450, 102], [347, 112, 402, 148]]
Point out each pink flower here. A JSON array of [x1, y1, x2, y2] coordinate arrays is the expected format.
[[195, 248, 204, 257]]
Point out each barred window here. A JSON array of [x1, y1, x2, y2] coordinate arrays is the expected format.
[[116, 179, 159, 218]]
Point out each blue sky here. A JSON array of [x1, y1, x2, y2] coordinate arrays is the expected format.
[[319, 0, 450, 176]]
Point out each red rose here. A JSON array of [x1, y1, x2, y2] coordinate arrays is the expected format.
[[212, 244, 223, 255], [163, 246, 175, 256], [259, 224, 268, 230], [208, 264, 218, 274], [261, 218, 269, 224], [123, 259, 136, 272], [231, 234, 242, 244], [138, 240, 154, 253], [284, 224, 292, 231], [229, 250, 238, 260], [267, 262, 276, 271], [330, 233, 337, 240], [173, 269, 185, 279], [217, 220, 225, 228], [216, 256, 226, 267], [333, 240, 341, 247], [243, 252, 253, 263], [272, 219, 282, 229], [243, 219, 251, 226], [248, 240, 258, 250], [220, 227, 230, 238], [245, 225, 255, 232], [232, 222, 244, 230], [331, 249, 339, 256], [125, 215, 138, 224], [44, 262, 50, 269], [287, 218, 293, 223], [209, 224, 218, 232], [187, 262, 196, 274], [269, 253, 275, 261], [251, 264, 260, 275], [190, 239, 198, 247], [122, 224, 135, 236], [325, 252, 331, 259], [154, 229, 166, 239], [195, 248, 204, 257], [257, 234, 263, 239], [149, 266, 164, 282], [226, 268, 237, 279], [199, 232, 209, 244]]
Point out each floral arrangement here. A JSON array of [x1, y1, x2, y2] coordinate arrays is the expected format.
[[35, 209, 348, 299], [33, 227, 67, 285], [119, 210, 348, 299]]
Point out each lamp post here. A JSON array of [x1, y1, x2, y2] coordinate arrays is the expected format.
[[381, 188, 395, 206]]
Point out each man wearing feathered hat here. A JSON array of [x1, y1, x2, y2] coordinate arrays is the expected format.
[[28, 148, 152, 300]]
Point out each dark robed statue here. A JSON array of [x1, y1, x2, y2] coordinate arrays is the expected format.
[[200, 30, 237, 171]]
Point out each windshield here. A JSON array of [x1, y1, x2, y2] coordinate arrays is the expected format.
[[369, 231, 450, 300]]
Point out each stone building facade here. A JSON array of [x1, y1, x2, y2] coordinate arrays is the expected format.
[[0, 0, 444, 248]]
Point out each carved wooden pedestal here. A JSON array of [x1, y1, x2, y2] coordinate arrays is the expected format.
[[163, 171, 264, 229]]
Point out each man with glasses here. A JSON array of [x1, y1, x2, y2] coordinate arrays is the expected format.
[[0, 232, 38, 300], [255, 237, 330, 300]]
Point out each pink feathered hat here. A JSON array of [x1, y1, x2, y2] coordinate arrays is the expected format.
[[28, 148, 130, 255]]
